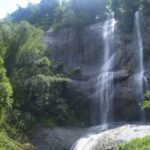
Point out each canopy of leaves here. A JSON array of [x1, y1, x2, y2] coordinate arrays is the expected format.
[[0, 21, 81, 130], [110, 0, 140, 32], [0, 57, 12, 111], [9, 0, 105, 30], [4, 21, 46, 75], [10, 0, 59, 30]]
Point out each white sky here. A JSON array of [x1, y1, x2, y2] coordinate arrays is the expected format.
[[0, 0, 41, 19]]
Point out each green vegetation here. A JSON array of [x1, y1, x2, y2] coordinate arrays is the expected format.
[[142, 90, 150, 109], [71, 66, 82, 75], [110, 0, 140, 32], [116, 136, 150, 150], [141, 0, 150, 14], [7, 0, 150, 31], [10, 0, 59, 30], [0, 24, 35, 149], [0, 57, 12, 111], [109, 0, 150, 32], [0, 15, 84, 148], [0, 21, 80, 129], [0, 131, 34, 150], [9, 0, 105, 30]]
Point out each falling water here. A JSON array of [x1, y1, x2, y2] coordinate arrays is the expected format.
[[135, 10, 148, 120], [70, 12, 117, 150], [97, 12, 116, 124], [70, 124, 109, 150], [70, 8, 149, 150], [70, 8, 150, 150]]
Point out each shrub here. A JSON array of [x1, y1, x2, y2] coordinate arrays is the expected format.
[[71, 66, 81, 75], [142, 90, 150, 109], [0, 57, 13, 110], [0, 131, 34, 150], [116, 136, 150, 150]]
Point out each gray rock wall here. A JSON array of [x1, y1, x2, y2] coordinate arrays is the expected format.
[[45, 14, 150, 125]]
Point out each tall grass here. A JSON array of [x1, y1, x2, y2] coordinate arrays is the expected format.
[[116, 136, 150, 150], [0, 131, 34, 150]]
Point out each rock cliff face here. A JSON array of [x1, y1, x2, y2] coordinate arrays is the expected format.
[[71, 123, 150, 150], [45, 13, 150, 125], [33, 123, 150, 150], [33, 127, 87, 150]]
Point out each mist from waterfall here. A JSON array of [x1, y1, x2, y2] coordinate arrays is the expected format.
[[135, 10, 148, 120], [96, 12, 116, 124]]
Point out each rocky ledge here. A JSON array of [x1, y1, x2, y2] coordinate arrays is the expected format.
[[32, 127, 87, 150], [33, 123, 150, 150], [71, 123, 150, 150]]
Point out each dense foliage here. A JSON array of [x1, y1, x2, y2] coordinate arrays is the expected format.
[[0, 57, 12, 112], [0, 21, 81, 130], [0, 25, 34, 150], [116, 136, 150, 150], [110, 0, 140, 32], [6, 0, 150, 32], [10, 0, 59, 30], [0, 19, 83, 148], [143, 90, 150, 109], [9, 0, 106, 30]]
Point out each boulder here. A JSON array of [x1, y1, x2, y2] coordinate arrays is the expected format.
[[71, 123, 150, 150], [32, 127, 87, 150]]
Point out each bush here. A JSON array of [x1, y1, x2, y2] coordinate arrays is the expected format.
[[116, 136, 150, 150], [0, 57, 13, 111], [110, 0, 140, 32], [71, 66, 81, 75], [0, 131, 34, 150], [141, 0, 150, 15], [142, 90, 150, 109]]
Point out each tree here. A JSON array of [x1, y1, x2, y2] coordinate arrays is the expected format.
[[110, 0, 140, 32], [4, 21, 47, 75], [0, 57, 12, 112], [141, 0, 150, 14], [71, 0, 100, 23], [10, 0, 59, 30]]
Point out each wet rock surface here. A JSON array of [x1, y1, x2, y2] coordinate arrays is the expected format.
[[71, 123, 150, 150], [45, 13, 150, 124], [33, 127, 87, 150]]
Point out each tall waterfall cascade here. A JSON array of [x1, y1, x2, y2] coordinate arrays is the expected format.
[[70, 8, 149, 150], [135, 9, 148, 120], [70, 10, 117, 150], [97, 12, 116, 125]]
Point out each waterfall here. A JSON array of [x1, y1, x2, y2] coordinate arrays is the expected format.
[[70, 13, 117, 150], [97, 12, 116, 124], [134, 10, 148, 120], [70, 124, 110, 150], [70, 7, 149, 150]]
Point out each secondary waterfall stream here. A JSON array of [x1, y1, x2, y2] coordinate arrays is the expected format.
[[135, 9, 148, 120]]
